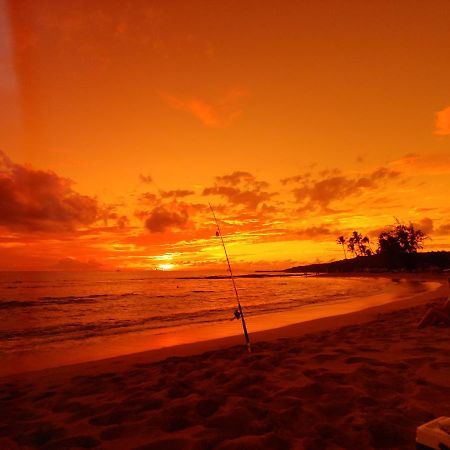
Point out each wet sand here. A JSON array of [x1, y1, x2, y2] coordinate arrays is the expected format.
[[1, 276, 449, 449]]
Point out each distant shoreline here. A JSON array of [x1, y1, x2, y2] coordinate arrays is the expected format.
[[177, 270, 449, 281], [176, 272, 313, 280], [282, 250, 450, 274], [176, 250, 450, 280]]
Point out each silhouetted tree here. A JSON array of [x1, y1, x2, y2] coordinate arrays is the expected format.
[[346, 237, 355, 257], [336, 235, 347, 259], [377, 223, 427, 270], [377, 223, 426, 255], [360, 236, 372, 256], [347, 232, 358, 257], [338, 231, 372, 258], [346, 231, 370, 257]]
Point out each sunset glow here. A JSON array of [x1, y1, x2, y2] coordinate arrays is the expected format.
[[2, 4, 450, 450], [157, 263, 176, 271], [1, 0, 450, 271]]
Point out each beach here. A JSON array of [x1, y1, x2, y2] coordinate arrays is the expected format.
[[1, 275, 449, 449]]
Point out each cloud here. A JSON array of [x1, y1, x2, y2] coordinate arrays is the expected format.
[[435, 106, 450, 136], [389, 153, 450, 175], [203, 186, 273, 209], [160, 189, 194, 198], [436, 222, 450, 236], [203, 171, 275, 209], [144, 205, 189, 233], [0, 150, 98, 232], [290, 167, 400, 212], [293, 225, 336, 240], [139, 192, 158, 204], [215, 171, 255, 186], [139, 174, 153, 184], [136, 186, 207, 235], [415, 217, 434, 234], [52, 257, 103, 271], [159, 88, 248, 128], [281, 173, 312, 185], [104, 212, 129, 229], [434, 218, 450, 236]]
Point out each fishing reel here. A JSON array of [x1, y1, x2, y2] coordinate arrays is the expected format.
[[232, 309, 241, 320]]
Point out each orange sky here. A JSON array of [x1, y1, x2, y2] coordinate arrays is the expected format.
[[1, 0, 449, 271]]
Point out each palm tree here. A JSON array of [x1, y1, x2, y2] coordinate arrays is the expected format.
[[348, 231, 363, 257], [336, 236, 347, 259], [359, 235, 370, 256], [347, 236, 356, 257]]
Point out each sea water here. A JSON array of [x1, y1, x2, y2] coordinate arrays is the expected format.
[[0, 271, 436, 375]]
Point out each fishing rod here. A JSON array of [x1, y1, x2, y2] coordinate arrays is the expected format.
[[209, 203, 251, 353]]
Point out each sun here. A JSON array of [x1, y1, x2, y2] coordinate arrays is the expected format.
[[156, 263, 176, 271]]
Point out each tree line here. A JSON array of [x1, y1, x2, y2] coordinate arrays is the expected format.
[[336, 222, 427, 260]]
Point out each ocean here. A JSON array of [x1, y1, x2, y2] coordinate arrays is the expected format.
[[0, 271, 437, 375]]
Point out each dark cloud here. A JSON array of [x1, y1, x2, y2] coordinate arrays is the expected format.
[[242, 223, 343, 245], [203, 171, 274, 209], [52, 257, 103, 271], [215, 171, 255, 186], [144, 205, 189, 233], [414, 217, 434, 234], [294, 225, 335, 240], [290, 167, 400, 211], [139, 174, 153, 184], [415, 207, 437, 213], [281, 173, 312, 185], [437, 222, 450, 235], [102, 211, 129, 229], [160, 189, 195, 198], [116, 215, 129, 229], [97, 204, 130, 229], [203, 186, 273, 209], [137, 188, 206, 233], [139, 192, 158, 203], [0, 150, 98, 232]]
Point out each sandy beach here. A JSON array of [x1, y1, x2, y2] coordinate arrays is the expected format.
[[1, 275, 449, 449]]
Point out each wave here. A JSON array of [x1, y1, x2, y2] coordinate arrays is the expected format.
[[0, 295, 322, 347], [0, 300, 37, 310], [0, 292, 139, 310], [0, 275, 398, 356]]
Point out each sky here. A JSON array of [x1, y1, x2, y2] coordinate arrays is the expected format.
[[0, 0, 449, 271]]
